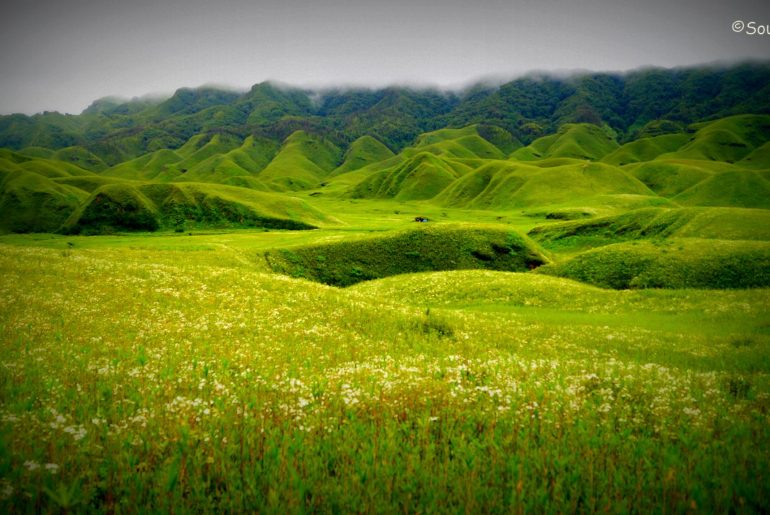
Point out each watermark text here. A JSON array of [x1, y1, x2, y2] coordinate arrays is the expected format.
[[732, 20, 770, 35]]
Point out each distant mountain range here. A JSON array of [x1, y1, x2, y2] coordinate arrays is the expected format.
[[1, 62, 769, 163]]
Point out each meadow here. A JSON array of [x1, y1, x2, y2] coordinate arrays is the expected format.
[[0, 215, 768, 512]]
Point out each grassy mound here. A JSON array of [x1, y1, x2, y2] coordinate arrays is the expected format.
[[739, 141, 770, 169], [51, 146, 108, 172], [511, 124, 619, 161], [673, 170, 770, 209], [602, 133, 690, 166], [348, 152, 470, 200], [64, 182, 329, 234], [64, 183, 160, 233], [538, 239, 770, 289], [264, 224, 548, 286], [103, 134, 278, 184], [257, 131, 342, 191], [659, 115, 770, 163], [626, 160, 716, 197], [409, 126, 505, 159], [350, 270, 608, 309], [330, 135, 394, 176], [529, 207, 770, 248], [435, 160, 654, 209], [103, 149, 184, 181], [0, 169, 88, 233]]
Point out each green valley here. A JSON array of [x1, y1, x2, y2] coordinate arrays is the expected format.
[[1, 63, 769, 512]]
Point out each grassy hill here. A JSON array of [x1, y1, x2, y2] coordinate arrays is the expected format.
[[64, 182, 331, 234], [2, 112, 770, 235], [510, 123, 619, 161], [602, 133, 691, 166], [265, 224, 548, 286], [529, 206, 770, 249], [434, 160, 657, 210], [538, 238, 770, 289], [0, 168, 88, 232], [348, 152, 471, 201], [257, 131, 342, 191], [658, 115, 770, 163], [330, 135, 395, 176]]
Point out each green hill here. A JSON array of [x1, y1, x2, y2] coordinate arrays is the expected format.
[[265, 224, 548, 286], [349, 270, 611, 309], [738, 141, 770, 169], [257, 131, 342, 191], [673, 170, 770, 208], [538, 238, 770, 289], [510, 124, 619, 161], [0, 169, 88, 232], [64, 182, 331, 234], [102, 149, 184, 181], [602, 133, 690, 166], [529, 206, 770, 249], [330, 136, 395, 176], [348, 152, 471, 201], [435, 160, 656, 209], [658, 115, 770, 163], [625, 160, 718, 197], [408, 126, 505, 160]]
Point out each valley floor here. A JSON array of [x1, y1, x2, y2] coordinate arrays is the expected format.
[[0, 223, 768, 512]]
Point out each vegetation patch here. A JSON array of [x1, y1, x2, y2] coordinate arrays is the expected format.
[[529, 207, 770, 250], [265, 224, 548, 286], [538, 239, 770, 289], [63, 182, 326, 234]]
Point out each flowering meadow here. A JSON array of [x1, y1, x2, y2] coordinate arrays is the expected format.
[[0, 242, 769, 512]]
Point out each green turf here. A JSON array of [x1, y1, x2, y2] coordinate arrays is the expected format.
[[265, 224, 548, 286], [63, 182, 332, 234], [537, 238, 770, 289], [510, 123, 619, 161], [257, 130, 342, 191]]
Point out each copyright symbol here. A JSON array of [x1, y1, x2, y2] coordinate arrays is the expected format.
[[732, 20, 745, 32]]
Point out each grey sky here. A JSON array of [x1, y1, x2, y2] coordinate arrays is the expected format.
[[0, 0, 768, 114]]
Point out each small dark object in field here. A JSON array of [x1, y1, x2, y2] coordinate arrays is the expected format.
[[414, 216, 429, 222], [66, 242, 74, 248]]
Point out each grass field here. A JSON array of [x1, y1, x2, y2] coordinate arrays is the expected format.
[[0, 205, 769, 512], [1, 114, 770, 511]]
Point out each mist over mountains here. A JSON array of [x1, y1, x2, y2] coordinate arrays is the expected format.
[[2, 62, 769, 164]]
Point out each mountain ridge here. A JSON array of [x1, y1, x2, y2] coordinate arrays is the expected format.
[[2, 62, 769, 163]]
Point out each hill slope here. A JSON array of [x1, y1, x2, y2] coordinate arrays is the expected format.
[[265, 224, 548, 286]]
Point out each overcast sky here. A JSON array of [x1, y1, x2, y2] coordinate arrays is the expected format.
[[0, 0, 768, 114]]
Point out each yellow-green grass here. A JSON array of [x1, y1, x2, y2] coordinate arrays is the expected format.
[[738, 140, 770, 169], [602, 133, 691, 166], [0, 244, 768, 512], [659, 115, 770, 163], [407, 125, 505, 160], [264, 224, 548, 286], [510, 123, 619, 161], [528, 206, 770, 252], [350, 269, 770, 345], [64, 182, 334, 234], [102, 149, 184, 181], [672, 170, 770, 209], [348, 152, 472, 201], [538, 238, 770, 289], [257, 131, 342, 191], [434, 160, 658, 210], [329, 135, 394, 176], [0, 169, 88, 233]]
